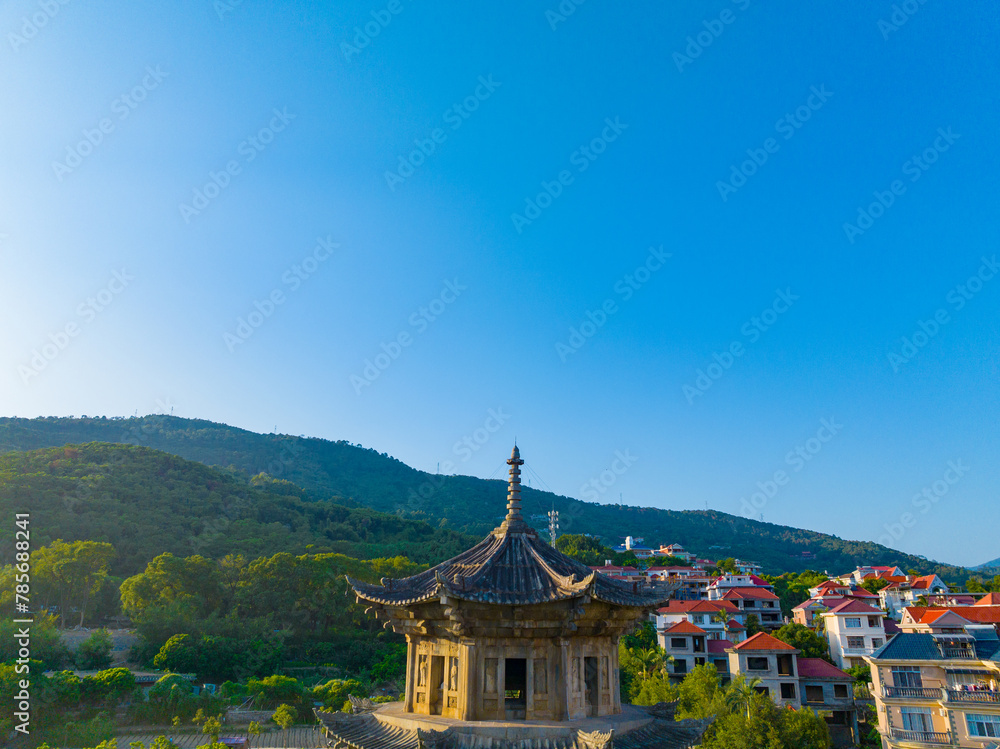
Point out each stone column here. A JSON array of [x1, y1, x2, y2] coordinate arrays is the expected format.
[[404, 637, 416, 713], [458, 639, 476, 721], [526, 653, 535, 716], [556, 637, 570, 721]]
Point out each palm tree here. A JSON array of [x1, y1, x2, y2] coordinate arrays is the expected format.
[[726, 675, 763, 719]]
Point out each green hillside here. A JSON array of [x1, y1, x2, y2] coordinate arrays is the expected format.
[[0, 442, 475, 576], [0, 415, 972, 581]]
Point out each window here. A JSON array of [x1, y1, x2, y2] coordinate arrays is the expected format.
[[892, 667, 923, 689], [691, 614, 705, 624], [713, 659, 727, 671], [901, 708, 933, 733], [834, 684, 849, 699], [746, 657, 769, 671], [780, 683, 796, 699], [743, 600, 756, 608], [695, 657, 706, 666], [671, 637, 688, 649], [847, 636, 865, 649], [871, 638, 884, 649], [805, 685, 824, 703], [967, 714, 1000, 738], [845, 617, 862, 628], [673, 659, 688, 675], [753, 685, 770, 696], [868, 616, 880, 628]]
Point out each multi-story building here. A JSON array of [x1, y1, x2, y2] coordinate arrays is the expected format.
[[727, 632, 860, 742], [653, 600, 745, 648], [867, 625, 1000, 749], [646, 566, 711, 600], [656, 543, 695, 563], [880, 575, 952, 619], [708, 573, 775, 597], [717, 587, 784, 629], [820, 600, 887, 669]]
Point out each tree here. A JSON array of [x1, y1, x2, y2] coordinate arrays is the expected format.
[[83, 667, 138, 705], [33, 540, 115, 627], [860, 578, 891, 595], [76, 628, 115, 670], [724, 674, 763, 719], [313, 679, 366, 710], [202, 716, 223, 743], [744, 614, 761, 636], [677, 664, 727, 719], [153, 634, 199, 674], [633, 672, 678, 706], [773, 622, 831, 660], [248, 721, 263, 747], [272, 704, 297, 747]]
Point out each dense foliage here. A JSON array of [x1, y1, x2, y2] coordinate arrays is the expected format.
[[0, 415, 972, 578], [0, 442, 477, 576]]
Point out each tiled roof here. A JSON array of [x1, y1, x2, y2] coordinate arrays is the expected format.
[[350, 526, 671, 608], [726, 619, 745, 630], [707, 639, 734, 654], [722, 588, 779, 601], [657, 600, 739, 614], [871, 633, 941, 661], [797, 658, 851, 680], [976, 593, 1000, 606], [907, 606, 1000, 625], [749, 575, 771, 586], [825, 599, 882, 615], [664, 620, 708, 635], [732, 632, 796, 651]]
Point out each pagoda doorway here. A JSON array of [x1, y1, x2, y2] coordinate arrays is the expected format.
[[585, 657, 600, 717], [504, 657, 527, 719], [429, 656, 445, 715]]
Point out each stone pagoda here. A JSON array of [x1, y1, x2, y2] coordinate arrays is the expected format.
[[317, 447, 713, 749]]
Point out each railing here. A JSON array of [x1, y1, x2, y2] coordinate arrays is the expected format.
[[889, 729, 951, 745], [842, 647, 874, 655], [945, 689, 1000, 704], [939, 647, 976, 659], [883, 686, 941, 700]]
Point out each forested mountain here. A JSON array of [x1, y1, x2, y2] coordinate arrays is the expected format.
[[0, 442, 475, 576], [0, 415, 972, 581]]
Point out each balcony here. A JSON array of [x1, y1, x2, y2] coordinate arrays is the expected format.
[[889, 729, 951, 745], [842, 647, 875, 656], [945, 689, 1000, 704], [939, 647, 976, 660], [883, 686, 941, 700]]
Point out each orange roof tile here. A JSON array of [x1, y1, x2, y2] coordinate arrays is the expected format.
[[975, 592, 1000, 606], [664, 620, 708, 635], [722, 587, 779, 600], [905, 605, 1000, 624], [732, 632, 796, 651]]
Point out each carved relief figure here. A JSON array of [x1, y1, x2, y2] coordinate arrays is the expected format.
[[534, 659, 547, 694], [417, 655, 427, 687], [484, 658, 498, 693], [449, 657, 459, 691]]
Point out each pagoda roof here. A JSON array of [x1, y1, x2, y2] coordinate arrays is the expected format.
[[348, 446, 671, 610]]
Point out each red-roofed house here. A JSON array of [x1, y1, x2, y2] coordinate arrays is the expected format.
[[900, 604, 1000, 634], [661, 620, 710, 679], [653, 600, 743, 646], [976, 592, 1000, 606], [718, 587, 783, 629], [820, 600, 886, 669], [879, 574, 952, 619], [725, 635, 860, 741]]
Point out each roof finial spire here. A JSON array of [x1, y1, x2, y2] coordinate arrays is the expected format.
[[503, 444, 525, 529]]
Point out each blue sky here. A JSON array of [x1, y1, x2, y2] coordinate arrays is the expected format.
[[2, 0, 998, 567]]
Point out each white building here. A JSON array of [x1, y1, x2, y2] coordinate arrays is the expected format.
[[820, 599, 887, 669]]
